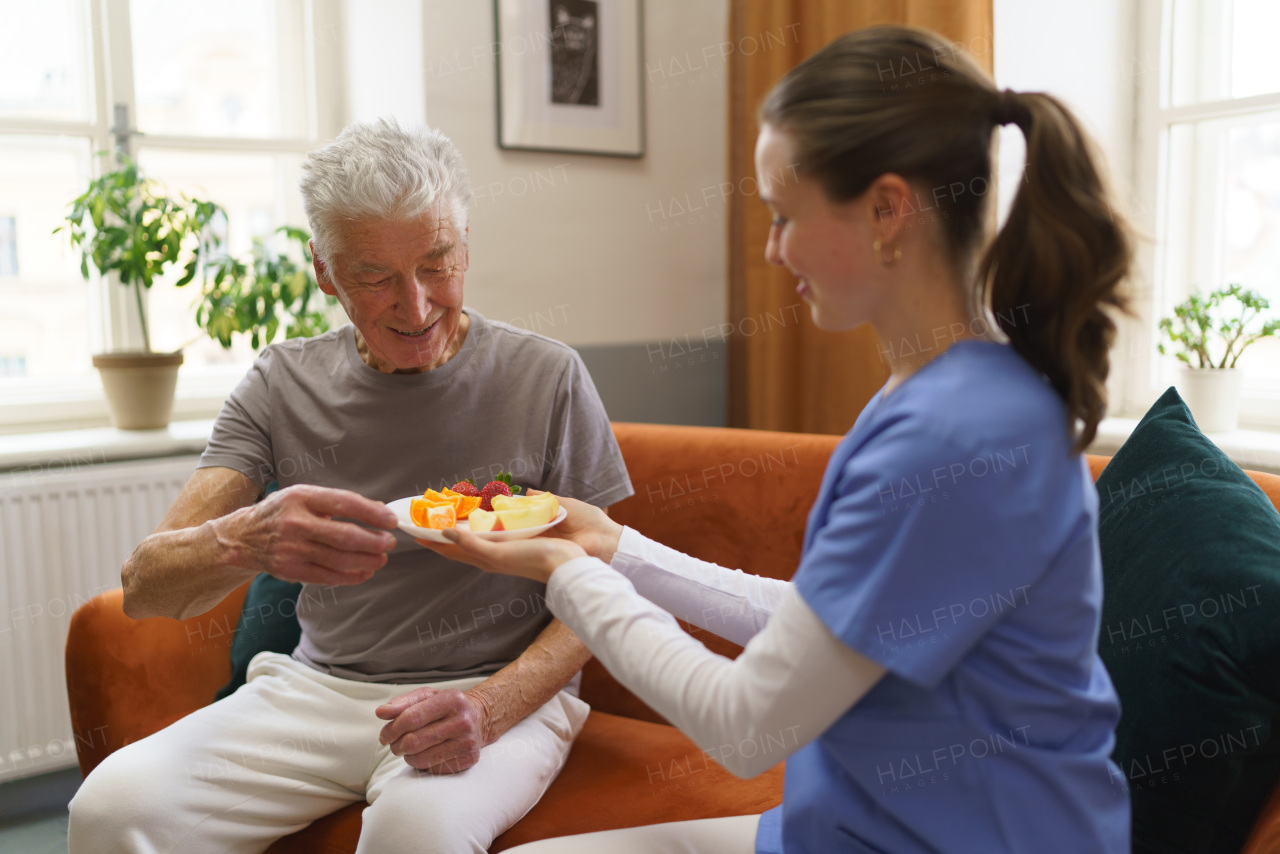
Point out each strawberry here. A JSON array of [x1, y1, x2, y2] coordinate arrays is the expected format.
[[478, 472, 522, 512], [450, 480, 481, 498]]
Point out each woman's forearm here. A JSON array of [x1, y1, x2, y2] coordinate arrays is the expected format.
[[546, 557, 884, 778], [609, 527, 791, 645]]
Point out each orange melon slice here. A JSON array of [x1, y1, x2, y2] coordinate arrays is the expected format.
[[424, 504, 456, 529], [419, 490, 459, 513], [411, 498, 458, 529], [454, 495, 481, 519]]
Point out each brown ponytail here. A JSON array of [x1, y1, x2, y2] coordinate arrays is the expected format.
[[760, 26, 1132, 453], [976, 92, 1131, 452]]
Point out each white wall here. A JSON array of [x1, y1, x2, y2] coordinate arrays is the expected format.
[[342, 0, 426, 127], [342, 0, 729, 348], [993, 0, 1138, 221]]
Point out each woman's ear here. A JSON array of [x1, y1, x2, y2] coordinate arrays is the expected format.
[[865, 173, 913, 245]]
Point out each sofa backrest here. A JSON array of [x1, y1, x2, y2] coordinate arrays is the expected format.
[[585, 423, 1280, 722], [608, 423, 840, 578], [581, 423, 841, 720]]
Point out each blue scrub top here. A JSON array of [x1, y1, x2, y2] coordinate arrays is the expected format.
[[756, 340, 1129, 854]]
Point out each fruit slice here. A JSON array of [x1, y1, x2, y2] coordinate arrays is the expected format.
[[410, 498, 432, 527], [410, 498, 458, 529], [490, 491, 558, 512], [421, 487, 481, 517], [488, 486, 560, 527], [489, 492, 559, 529], [423, 504, 456, 530], [467, 508, 503, 532], [454, 495, 481, 519]]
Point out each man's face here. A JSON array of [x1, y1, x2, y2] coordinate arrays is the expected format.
[[315, 206, 469, 373]]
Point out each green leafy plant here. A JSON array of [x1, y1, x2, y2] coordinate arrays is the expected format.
[[57, 156, 221, 352], [199, 226, 336, 350], [59, 156, 335, 353], [1158, 284, 1280, 369]]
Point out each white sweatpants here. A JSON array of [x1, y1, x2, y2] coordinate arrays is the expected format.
[[68, 651, 590, 854], [502, 814, 761, 853]]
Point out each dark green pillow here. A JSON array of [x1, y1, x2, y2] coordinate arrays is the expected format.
[[214, 573, 303, 700], [1097, 387, 1280, 854]]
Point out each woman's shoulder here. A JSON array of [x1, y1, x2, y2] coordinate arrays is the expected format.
[[870, 341, 1069, 453], [839, 342, 1087, 515]]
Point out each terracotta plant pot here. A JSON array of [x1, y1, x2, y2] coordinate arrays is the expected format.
[[92, 351, 184, 430], [1177, 366, 1244, 433]]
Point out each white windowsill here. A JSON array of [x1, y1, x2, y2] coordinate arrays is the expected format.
[[1089, 417, 1280, 476], [1, 416, 1277, 477], [0, 419, 215, 471]]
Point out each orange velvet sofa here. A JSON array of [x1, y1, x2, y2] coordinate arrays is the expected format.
[[64, 423, 1280, 852]]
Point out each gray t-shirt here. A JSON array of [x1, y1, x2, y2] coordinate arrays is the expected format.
[[199, 309, 633, 682]]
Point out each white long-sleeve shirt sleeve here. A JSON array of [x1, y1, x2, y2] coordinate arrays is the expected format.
[[546, 556, 885, 778], [609, 526, 790, 645]]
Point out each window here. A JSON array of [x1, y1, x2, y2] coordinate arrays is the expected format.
[[1130, 0, 1280, 425], [0, 216, 17, 276], [0, 0, 342, 430]]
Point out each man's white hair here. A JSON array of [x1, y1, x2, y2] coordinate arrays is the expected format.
[[299, 118, 473, 262]]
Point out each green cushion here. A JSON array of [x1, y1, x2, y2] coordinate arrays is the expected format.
[[1097, 387, 1280, 853], [214, 573, 303, 700]]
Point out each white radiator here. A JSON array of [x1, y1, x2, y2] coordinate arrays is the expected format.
[[0, 454, 199, 783]]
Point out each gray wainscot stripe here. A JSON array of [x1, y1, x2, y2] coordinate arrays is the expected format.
[[575, 340, 726, 427], [0, 766, 81, 824]]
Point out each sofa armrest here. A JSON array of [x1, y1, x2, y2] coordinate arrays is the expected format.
[[1243, 782, 1280, 854], [65, 584, 251, 776]]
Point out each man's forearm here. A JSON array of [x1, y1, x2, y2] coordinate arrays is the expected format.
[[466, 618, 592, 745], [123, 516, 255, 621], [121, 467, 263, 621]]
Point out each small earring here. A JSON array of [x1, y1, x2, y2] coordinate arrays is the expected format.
[[873, 239, 902, 266]]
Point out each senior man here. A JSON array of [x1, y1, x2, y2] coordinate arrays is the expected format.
[[68, 119, 633, 854]]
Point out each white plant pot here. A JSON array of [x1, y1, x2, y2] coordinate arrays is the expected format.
[[1177, 367, 1244, 433], [92, 351, 183, 430]]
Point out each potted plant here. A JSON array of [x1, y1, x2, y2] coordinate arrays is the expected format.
[[58, 157, 222, 429], [1158, 284, 1280, 432], [198, 226, 336, 351]]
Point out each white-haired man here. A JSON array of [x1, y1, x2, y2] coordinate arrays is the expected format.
[[68, 119, 633, 853]]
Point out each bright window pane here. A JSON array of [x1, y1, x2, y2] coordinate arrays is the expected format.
[[1221, 120, 1280, 382], [130, 0, 309, 139], [0, 136, 95, 383], [1159, 114, 1280, 385], [135, 148, 308, 370], [0, 0, 93, 122], [1170, 0, 1280, 106], [1229, 0, 1280, 100]]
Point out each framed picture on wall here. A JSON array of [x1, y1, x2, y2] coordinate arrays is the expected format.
[[494, 0, 645, 158]]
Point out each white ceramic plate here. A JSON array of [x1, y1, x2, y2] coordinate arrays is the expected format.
[[387, 496, 567, 543]]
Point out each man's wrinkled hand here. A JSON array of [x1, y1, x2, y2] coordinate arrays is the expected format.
[[375, 687, 491, 774], [212, 484, 399, 587]]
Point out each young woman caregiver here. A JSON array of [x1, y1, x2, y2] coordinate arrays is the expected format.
[[427, 24, 1133, 854]]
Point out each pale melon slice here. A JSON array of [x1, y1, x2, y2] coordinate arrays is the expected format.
[[468, 508, 502, 532], [489, 492, 559, 529]]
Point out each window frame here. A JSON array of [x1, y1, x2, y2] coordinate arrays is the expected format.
[[0, 0, 344, 432], [1124, 0, 1280, 427]]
